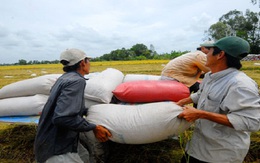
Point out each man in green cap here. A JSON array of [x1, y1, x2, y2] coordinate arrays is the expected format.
[[177, 36, 260, 162]]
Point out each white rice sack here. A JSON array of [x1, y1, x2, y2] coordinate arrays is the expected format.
[[123, 74, 161, 82], [85, 98, 104, 109], [85, 102, 191, 144], [84, 68, 124, 103], [84, 72, 100, 79], [0, 94, 48, 117], [0, 74, 61, 99]]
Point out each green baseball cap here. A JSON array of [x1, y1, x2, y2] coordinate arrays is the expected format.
[[203, 36, 250, 59]]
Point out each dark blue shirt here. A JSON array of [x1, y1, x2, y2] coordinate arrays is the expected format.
[[34, 71, 96, 163]]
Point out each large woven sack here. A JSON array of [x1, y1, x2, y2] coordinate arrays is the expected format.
[[112, 80, 189, 103], [84, 68, 124, 103], [0, 94, 48, 117], [85, 102, 191, 144], [123, 74, 161, 82], [0, 74, 61, 99], [85, 98, 104, 109]]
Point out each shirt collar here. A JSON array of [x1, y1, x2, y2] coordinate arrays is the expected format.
[[68, 71, 88, 80], [208, 68, 237, 80]]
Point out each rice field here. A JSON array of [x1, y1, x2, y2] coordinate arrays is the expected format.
[[0, 60, 169, 89], [1, 60, 260, 88]]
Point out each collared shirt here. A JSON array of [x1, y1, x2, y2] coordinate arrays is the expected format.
[[34, 71, 96, 163], [161, 51, 210, 87], [188, 68, 260, 162]]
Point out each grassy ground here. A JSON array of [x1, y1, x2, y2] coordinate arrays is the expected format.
[[0, 60, 259, 163], [0, 124, 258, 163]]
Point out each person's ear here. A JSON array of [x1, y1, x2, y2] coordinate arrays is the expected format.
[[80, 60, 85, 66], [217, 51, 225, 60]]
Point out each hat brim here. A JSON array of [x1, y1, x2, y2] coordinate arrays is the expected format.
[[85, 56, 92, 59], [200, 43, 215, 47]]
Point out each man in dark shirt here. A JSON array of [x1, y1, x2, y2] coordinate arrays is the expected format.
[[34, 48, 111, 163]]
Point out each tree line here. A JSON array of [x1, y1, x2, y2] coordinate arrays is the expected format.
[[1, 44, 188, 66], [92, 44, 188, 61]]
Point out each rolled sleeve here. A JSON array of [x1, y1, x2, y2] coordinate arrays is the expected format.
[[190, 92, 199, 104], [224, 86, 260, 132], [227, 114, 260, 132]]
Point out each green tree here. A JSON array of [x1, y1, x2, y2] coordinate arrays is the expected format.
[[244, 10, 260, 53], [206, 9, 260, 53], [219, 10, 246, 35], [18, 59, 27, 65], [207, 22, 228, 40], [130, 43, 150, 57]]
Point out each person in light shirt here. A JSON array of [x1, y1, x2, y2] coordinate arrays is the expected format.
[[177, 36, 260, 163], [161, 41, 212, 94]]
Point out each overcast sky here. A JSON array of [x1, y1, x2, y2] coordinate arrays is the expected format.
[[0, 0, 259, 64]]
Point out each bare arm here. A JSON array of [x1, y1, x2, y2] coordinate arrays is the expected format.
[[196, 62, 210, 74], [178, 106, 233, 128], [195, 53, 210, 73], [176, 97, 193, 106]]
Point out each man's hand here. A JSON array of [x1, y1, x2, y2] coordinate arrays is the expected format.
[[178, 105, 202, 122], [176, 97, 193, 106], [93, 125, 112, 142], [178, 106, 234, 128]]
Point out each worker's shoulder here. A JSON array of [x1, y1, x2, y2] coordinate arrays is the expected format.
[[60, 72, 86, 84], [178, 51, 206, 60]]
